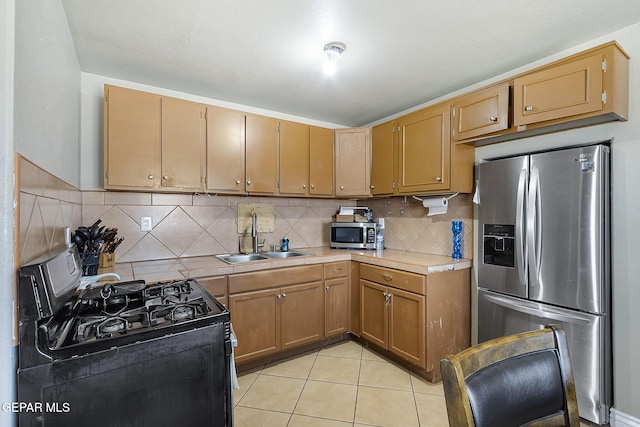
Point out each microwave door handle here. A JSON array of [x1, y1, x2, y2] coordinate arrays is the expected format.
[[515, 168, 528, 288], [482, 293, 592, 326]]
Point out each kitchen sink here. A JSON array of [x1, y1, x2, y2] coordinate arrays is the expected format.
[[216, 251, 314, 264], [263, 251, 314, 259], [215, 253, 269, 264]]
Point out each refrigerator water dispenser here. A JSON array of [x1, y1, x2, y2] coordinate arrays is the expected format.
[[483, 224, 515, 267]]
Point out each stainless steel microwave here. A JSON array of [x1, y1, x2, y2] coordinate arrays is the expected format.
[[330, 222, 377, 250]]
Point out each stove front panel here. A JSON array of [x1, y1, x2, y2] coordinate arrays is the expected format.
[[18, 321, 232, 427]]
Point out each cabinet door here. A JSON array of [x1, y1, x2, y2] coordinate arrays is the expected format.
[[397, 105, 451, 193], [371, 121, 396, 196], [206, 106, 245, 194], [324, 277, 349, 337], [245, 114, 278, 194], [279, 120, 309, 196], [452, 83, 510, 141], [514, 53, 603, 126], [161, 97, 205, 191], [309, 126, 334, 197], [360, 280, 388, 349], [389, 288, 425, 368], [335, 127, 371, 197], [229, 288, 280, 364], [281, 282, 324, 350], [104, 85, 161, 189]]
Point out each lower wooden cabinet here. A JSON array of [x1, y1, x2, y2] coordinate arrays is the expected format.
[[324, 261, 350, 337], [281, 282, 324, 350], [229, 281, 324, 364], [360, 279, 426, 368], [228, 288, 280, 363], [359, 264, 470, 382], [197, 275, 227, 307], [226, 260, 469, 382], [228, 265, 325, 364]]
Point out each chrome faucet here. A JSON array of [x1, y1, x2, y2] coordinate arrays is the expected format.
[[251, 213, 264, 254]]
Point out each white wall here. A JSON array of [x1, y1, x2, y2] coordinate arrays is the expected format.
[[474, 25, 640, 420], [0, 0, 16, 425], [14, 0, 81, 187], [80, 74, 344, 190]]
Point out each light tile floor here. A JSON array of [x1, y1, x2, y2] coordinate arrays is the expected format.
[[233, 340, 449, 427]]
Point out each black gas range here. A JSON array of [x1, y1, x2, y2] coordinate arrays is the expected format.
[[17, 246, 233, 427]]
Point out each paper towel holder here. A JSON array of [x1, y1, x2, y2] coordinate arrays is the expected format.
[[411, 193, 459, 216], [411, 193, 459, 203]]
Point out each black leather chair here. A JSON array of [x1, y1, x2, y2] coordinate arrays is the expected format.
[[440, 325, 580, 427]]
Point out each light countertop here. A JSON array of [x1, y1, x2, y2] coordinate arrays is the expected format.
[[100, 247, 472, 283]]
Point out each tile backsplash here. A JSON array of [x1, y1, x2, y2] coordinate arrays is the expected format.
[[81, 192, 343, 262], [18, 156, 82, 265], [361, 194, 474, 259], [18, 158, 474, 264]]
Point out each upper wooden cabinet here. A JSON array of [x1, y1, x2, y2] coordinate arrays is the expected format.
[[514, 53, 603, 126], [335, 127, 371, 198], [104, 85, 160, 190], [397, 104, 451, 194], [245, 114, 279, 195], [104, 85, 204, 192], [452, 82, 510, 142], [279, 120, 310, 196], [511, 42, 628, 131], [206, 106, 246, 194], [160, 97, 205, 191], [309, 126, 334, 197], [371, 121, 396, 196]]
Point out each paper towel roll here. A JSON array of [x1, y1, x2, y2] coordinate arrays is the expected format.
[[422, 197, 448, 216]]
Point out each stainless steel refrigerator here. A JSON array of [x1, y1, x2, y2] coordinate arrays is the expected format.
[[477, 144, 611, 425]]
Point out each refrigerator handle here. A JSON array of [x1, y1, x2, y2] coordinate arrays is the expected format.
[[482, 292, 592, 326], [516, 168, 528, 287], [527, 167, 542, 286]]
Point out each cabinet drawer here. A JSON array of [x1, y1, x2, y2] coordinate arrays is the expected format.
[[324, 261, 349, 279], [197, 276, 227, 298], [229, 265, 323, 294], [360, 264, 425, 295]]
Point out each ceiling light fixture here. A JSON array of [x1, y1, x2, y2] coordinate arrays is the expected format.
[[323, 42, 346, 76]]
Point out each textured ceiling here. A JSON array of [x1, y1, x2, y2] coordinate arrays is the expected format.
[[61, 0, 640, 127]]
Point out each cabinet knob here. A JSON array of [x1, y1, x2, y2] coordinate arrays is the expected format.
[[148, 175, 154, 180], [310, 184, 315, 189], [247, 180, 252, 185], [277, 294, 281, 299], [282, 293, 286, 298], [302, 184, 306, 189], [382, 274, 393, 281], [489, 116, 498, 122], [524, 105, 534, 112], [370, 185, 375, 189], [236, 180, 241, 185], [162, 176, 169, 180], [325, 286, 330, 291], [340, 186, 344, 190], [435, 177, 442, 182]]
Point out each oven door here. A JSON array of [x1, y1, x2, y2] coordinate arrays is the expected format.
[[17, 322, 232, 427]]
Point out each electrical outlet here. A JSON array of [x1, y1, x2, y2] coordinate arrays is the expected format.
[[141, 216, 152, 232], [378, 218, 385, 229]]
